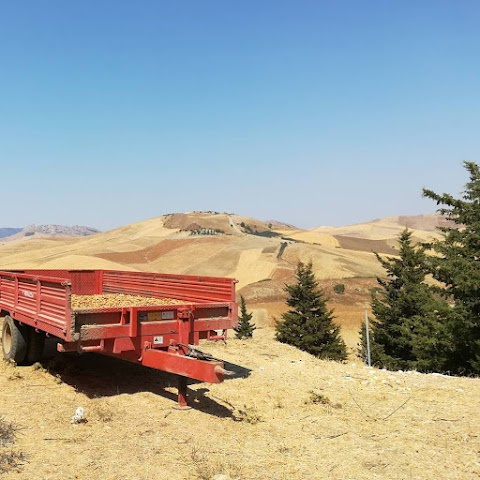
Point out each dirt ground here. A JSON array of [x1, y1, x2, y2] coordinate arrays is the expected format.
[[1, 323, 479, 480]]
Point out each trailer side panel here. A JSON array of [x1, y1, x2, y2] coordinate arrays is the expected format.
[[102, 271, 236, 303], [0, 271, 73, 340]]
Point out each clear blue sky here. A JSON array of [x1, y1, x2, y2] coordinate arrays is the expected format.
[[0, 1, 478, 230]]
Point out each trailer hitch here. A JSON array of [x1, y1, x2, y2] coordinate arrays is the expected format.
[[178, 343, 221, 362], [178, 344, 234, 377]]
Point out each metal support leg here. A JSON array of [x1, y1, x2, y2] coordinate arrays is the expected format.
[[176, 376, 191, 410]]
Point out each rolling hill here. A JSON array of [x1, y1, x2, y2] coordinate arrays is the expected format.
[[0, 213, 393, 287], [312, 213, 448, 241], [0, 211, 446, 351]]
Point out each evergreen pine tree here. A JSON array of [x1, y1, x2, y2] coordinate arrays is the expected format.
[[234, 295, 256, 339], [275, 261, 347, 361], [423, 161, 480, 374], [363, 228, 450, 371]]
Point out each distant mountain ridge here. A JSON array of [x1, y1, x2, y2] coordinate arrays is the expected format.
[[0, 228, 22, 239], [23, 225, 100, 236], [0, 224, 100, 241]]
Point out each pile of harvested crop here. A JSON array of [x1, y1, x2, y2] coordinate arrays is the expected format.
[[70, 293, 183, 310]]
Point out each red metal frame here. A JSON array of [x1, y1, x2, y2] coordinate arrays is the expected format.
[[0, 269, 238, 406]]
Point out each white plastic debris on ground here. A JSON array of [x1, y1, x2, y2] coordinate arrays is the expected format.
[[71, 407, 86, 424]]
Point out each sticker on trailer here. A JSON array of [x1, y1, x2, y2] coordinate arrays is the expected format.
[[147, 312, 162, 321], [153, 336, 164, 345], [22, 291, 35, 299], [161, 311, 175, 320]]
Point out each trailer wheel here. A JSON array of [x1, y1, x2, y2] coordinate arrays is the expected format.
[[25, 327, 46, 364], [1, 316, 27, 364]]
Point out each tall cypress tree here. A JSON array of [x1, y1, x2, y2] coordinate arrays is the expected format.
[[364, 229, 450, 371], [276, 261, 347, 361], [423, 161, 480, 374]]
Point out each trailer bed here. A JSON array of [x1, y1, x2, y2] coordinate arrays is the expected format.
[[0, 269, 237, 341]]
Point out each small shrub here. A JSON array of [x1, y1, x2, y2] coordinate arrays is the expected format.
[[234, 405, 262, 424], [0, 451, 26, 474], [0, 418, 17, 446], [333, 283, 345, 295], [305, 391, 331, 405], [7, 371, 22, 381], [305, 391, 343, 409], [0, 418, 25, 475]]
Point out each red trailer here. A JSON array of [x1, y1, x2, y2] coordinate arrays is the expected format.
[[0, 269, 238, 407]]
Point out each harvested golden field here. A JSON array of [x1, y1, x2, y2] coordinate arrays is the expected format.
[[312, 214, 446, 242], [272, 228, 340, 247], [1, 325, 479, 480]]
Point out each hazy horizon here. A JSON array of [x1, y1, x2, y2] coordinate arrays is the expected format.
[[0, 208, 448, 233]]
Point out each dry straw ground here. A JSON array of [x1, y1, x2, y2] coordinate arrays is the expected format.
[[0, 321, 479, 480]]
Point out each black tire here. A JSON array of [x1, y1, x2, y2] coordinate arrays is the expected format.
[[1, 316, 27, 364], [25, 327, 46, 364]]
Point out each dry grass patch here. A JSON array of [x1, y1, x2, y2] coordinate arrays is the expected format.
[[190, 444, 244, 480], [89, 398, 119, 423], [233, 404, 263, 424], [0, 450, 26, 475], [0, 418, 17, 447], [0, 417, 25, 475]]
